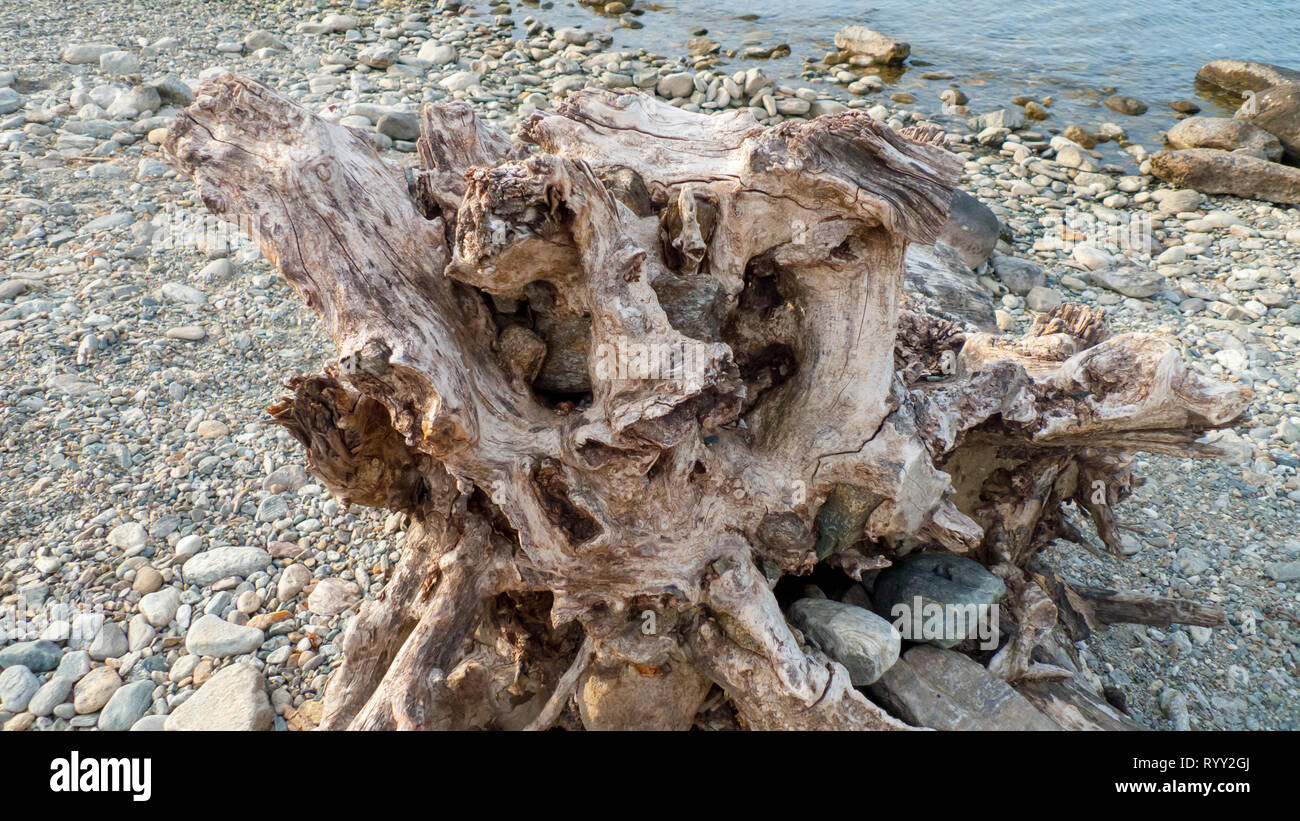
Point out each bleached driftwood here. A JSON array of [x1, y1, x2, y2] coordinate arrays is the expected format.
[[162, 77, 1248, 730]]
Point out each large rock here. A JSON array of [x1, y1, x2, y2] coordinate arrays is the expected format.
[[1165, 116, 1283, 162], [1235, 83, 1300, 164], [164, 662, 273, 731], [1195, 59, 1300, 96], [181, 545, 271, 585], [1150, 148, 1300, 204], [185, 615, 265, 658], [903, 243, 997, 332], [937, 189, 999, 270], [871, 553, 1005, 648], [834, 26, 909, 65], [868, 645, 1060, 730], [787, 598, 900, 685]]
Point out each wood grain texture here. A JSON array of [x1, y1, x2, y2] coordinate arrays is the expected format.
[[164, 78, 1249, 729]]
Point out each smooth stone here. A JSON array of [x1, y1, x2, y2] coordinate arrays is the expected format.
[[74, 666, 122, 713], [991, 253, 1045, 295], [1150, 148, 1300, 205], [1195, 59, 1300, 96], [0, 665, 39, 712], [164, 662, 272, 730], [1025, 285, 1063, 311], [185, 614, 265, 657], [88, 621, 128, 661], [1236, 83, 1300, 163], [107, 521, 147, 551], [306, 577, 362, 616], [417, 42, 457, 64], [140, 587, 181, 627], [787, 598, 900, 685], [833, 25, 909, 65], [1072, 244, 1114, 270], [1265, 561, 1300, 582], [0, 640, 62, 672], [1089, 266, 1165, 298], [100, 51, 142, 76], [182, 546, 272, 585], [130, 714, 169, 731], [27, 675, 74, 717], [1103, 95, 1147, 116], [55, 651, 91, 682], [276, 563, 313, 601], [61, 44, 117, 65], [98, 680, 154, 731], [1166, 116, 1283, 162]]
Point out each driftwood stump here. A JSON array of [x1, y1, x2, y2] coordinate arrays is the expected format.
[[162, 76, 1249, 730]]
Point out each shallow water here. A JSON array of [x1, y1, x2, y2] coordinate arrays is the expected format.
[[524, 0, 1300, 146]]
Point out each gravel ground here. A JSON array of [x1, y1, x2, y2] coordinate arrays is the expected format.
[[0, 0, 1297, 731]]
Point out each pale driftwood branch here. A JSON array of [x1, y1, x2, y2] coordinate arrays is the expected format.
[[164, 76, 1248, 730]]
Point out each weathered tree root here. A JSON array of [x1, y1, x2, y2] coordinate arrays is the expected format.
[[163, 76, 1249, 730]]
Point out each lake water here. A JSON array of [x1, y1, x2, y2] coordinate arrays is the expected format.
[[523, 0, 1300, 147]]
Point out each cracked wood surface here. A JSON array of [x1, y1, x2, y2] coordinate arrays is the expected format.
[[164, 77, 1249, 730]]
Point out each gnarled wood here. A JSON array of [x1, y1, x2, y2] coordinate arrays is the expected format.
[[164, 77, 1249, 730]]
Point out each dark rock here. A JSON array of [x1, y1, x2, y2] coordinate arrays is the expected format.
[[937, 189, 1000, 269], [1103, 95, 1147, 116], [871, 552, 1005, 648], [0, 640, 63, 672]]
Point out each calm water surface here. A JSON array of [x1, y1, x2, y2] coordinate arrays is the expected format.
[[522, 0, 1300, 146]]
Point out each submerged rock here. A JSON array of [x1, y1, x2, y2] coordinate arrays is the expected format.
[[1195, 59, 1300, 96], [833, 26, 909, 65]]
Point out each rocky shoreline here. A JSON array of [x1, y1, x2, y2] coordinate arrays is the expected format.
[[1, 0, 1298, 731]]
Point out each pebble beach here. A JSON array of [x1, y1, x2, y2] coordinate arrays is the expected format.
[[1, 0, 1299, 731]]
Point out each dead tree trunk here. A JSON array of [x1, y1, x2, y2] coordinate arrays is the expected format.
[[162, 77, 1249, 731]]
